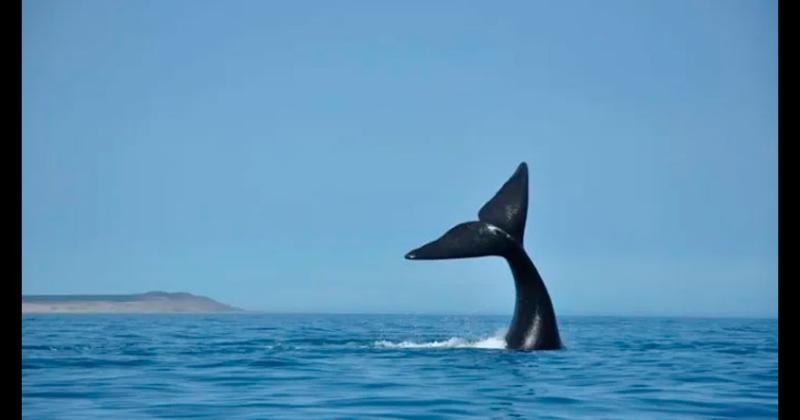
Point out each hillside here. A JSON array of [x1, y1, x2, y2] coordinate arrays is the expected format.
[[22, 291, 244, 314]]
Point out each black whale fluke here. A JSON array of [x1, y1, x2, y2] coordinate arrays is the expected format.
[[404, 162, 563, 351], [478, 162, 528, 245], [404, 222, 511, 260]]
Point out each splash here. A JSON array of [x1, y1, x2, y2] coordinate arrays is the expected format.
[[374, 331, 507, 350]]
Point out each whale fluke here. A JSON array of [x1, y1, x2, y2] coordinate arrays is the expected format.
[[478, 162, 528, 245], [404, 161, 562, 350], [404, 221, 512, 260]]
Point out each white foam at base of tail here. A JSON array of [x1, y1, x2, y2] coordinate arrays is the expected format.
[[374, 330, 507, 350]]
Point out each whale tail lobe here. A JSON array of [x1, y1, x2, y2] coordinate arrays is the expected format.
[[405, 162, 529, 260]]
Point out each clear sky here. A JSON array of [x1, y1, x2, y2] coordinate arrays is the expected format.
[[23, 0, 777, 317]]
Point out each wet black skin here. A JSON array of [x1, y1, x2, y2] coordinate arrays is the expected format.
[[502, 240, 562, 350], [404, 162, 562, 351]]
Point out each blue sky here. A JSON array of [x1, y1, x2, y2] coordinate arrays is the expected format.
[[23, 0, 777, 317]]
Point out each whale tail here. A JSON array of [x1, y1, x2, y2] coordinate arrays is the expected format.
[[405, 162, 529, 260]]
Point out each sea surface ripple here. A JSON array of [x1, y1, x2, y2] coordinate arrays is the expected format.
[[22, 314, 778, 419]]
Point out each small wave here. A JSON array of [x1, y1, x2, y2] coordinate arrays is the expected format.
[[375, 334, 506, 350]]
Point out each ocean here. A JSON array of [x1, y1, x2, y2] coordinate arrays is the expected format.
[[22, 314, 778, 419]]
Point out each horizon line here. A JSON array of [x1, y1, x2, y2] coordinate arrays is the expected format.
[[19, 292, 776, 319], [238, 310, 778, 319], [21, 310, 778, 320]]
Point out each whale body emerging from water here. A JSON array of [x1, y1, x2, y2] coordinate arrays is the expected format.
[[405, 162, 562, 350]]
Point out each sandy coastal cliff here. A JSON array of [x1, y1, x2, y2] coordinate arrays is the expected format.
[[22, 291, 244, 314]]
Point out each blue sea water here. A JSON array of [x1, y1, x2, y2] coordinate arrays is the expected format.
[[22, 314, 777, 419]]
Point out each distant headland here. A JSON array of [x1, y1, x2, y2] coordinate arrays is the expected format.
[[21, 291, 245, 314]]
